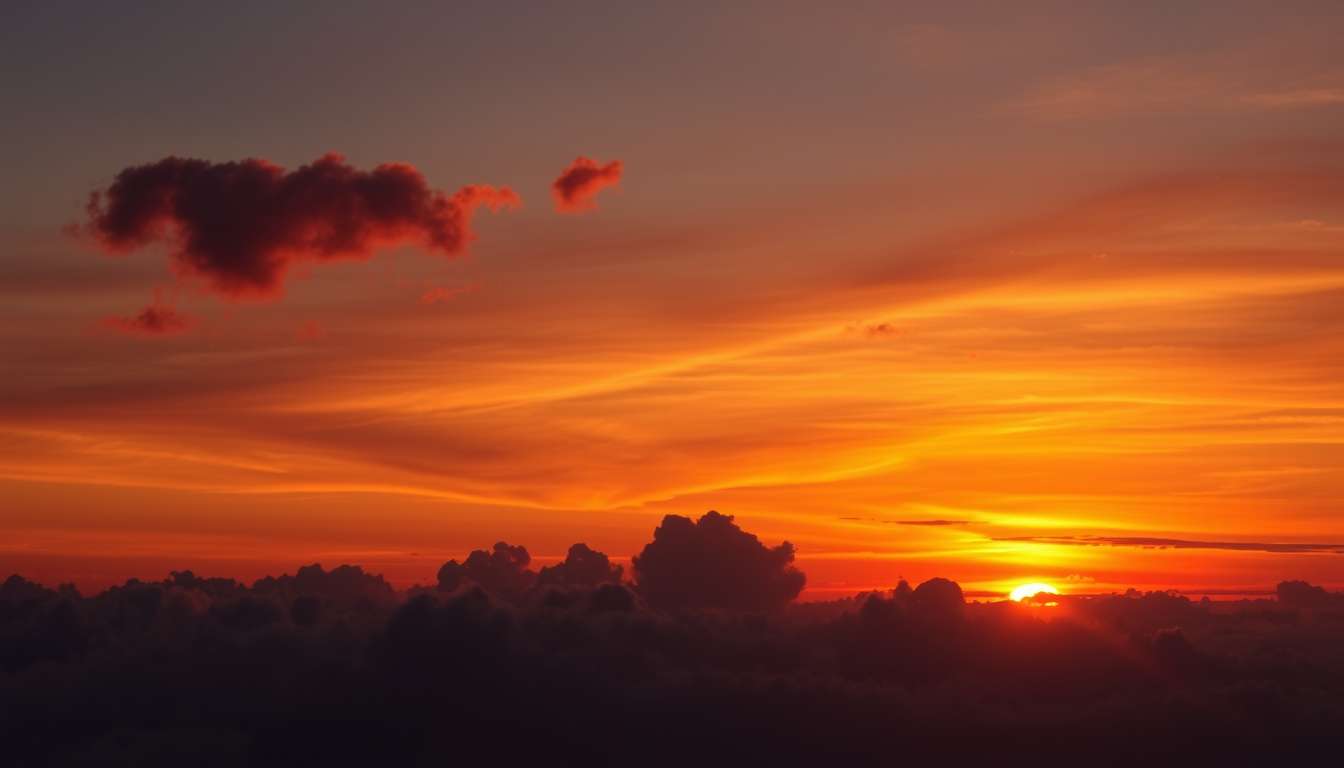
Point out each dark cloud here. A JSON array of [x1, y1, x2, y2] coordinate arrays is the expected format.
[[536, 543, 623, 589], [251, 562, 397, 615], [911, 576, 965, 618], [83, 153, 519, 298], [100, 302, 191, 336], [436, 542, 536, 600], [631, 510, 805, 612], [995, 534, 1344, 554], [6, 556, 1344, 764], [1276, 579, 1342, 608], [552, 156, 623, 212]]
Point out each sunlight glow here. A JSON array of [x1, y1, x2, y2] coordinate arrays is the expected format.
[[1009, 582, 1060, 602]]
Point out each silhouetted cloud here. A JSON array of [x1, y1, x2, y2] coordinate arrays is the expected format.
[[100, 302, 191, 336], [995, 535, 1344, 554], [83, 153, 519, 298], [911, 576, 965, 619], [536, 543, 623, 589], [251, 562, 397, 612], [632, 510, 805, 612], [436, 542, 535, 600], [5, 558, 1344, 765], [1276, 579, 1341, 608], [552, 156, 623, 212]]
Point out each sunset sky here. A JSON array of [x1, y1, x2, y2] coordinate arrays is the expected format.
[[3, 1, 1344, 598]]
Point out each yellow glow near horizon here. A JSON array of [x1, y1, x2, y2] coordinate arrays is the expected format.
[[1009, 582, 1060, 602]]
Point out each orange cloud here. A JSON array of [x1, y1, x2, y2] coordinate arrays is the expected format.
[[552, 156, 623, 213]]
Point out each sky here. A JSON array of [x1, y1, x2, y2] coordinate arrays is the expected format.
[[3, 1, 1344, 597]]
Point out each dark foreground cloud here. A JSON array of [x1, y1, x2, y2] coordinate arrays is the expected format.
[[536, 543, 623, 589], [632, 510, 805, 612], [5, 512, 1344, 766], [997, 534, 1344, 554], [83, 153, 519, 298], [552, 156, 623, 212], [436, 541, 535, 600]]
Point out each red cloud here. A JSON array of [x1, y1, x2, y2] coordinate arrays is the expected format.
[[552, 156, 623, 213], [101, 302, 191, 336], [419, 283, 477, 305], [84, 153, 519, 299]]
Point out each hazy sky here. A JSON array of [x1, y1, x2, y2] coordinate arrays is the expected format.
[[4, 1, 1344, 596]]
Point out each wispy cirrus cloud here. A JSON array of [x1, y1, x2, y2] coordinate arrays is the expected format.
[[996, 535, 1344, 555], [1009, 55, 1344, 120]]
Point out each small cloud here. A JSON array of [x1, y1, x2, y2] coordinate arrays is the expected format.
[[420, 283, 477, 305], [101, 298, 191, 336], [295, 321, 326, 342], [552, 156, 623, 213], [895, 519, 971, 527]]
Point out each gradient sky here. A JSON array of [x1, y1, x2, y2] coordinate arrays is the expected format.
[[4, 1, 1344, 597]]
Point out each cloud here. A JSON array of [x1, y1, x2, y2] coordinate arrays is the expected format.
[[83, 153, 519, 299], [631, 510, 805, 612], [6, 557, 1344, 764], [294, 321, 326, 342], [419, 283, 476, 305], [896, 519, 971, 526], [536, 543, 623, 589], [995, 535, 1344, 554], [436, 542, 536, 600], [1008, 55, 1344, 120], [251, 563, 397, 610], [910, 576, 965, 619], [552, 156, 623, 213], [100, 301, 191, 336]]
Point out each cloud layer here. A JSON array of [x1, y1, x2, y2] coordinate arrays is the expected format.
[[84, 153, 519, 298]]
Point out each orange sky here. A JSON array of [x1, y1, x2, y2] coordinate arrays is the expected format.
[[3, 3, 1343, 597]]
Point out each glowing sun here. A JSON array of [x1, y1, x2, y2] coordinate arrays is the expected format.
[[1009, 582, 1060, 602]]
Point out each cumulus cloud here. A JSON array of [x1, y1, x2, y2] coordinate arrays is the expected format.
[[83, 153, 519, 298], [631, 510, 805, 613], [100, 301, 191, 336], [436, 542, 536, 600], [251, 563, 397, 611], [536, 543, 623, 589], [552, 156, 623, 212]]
